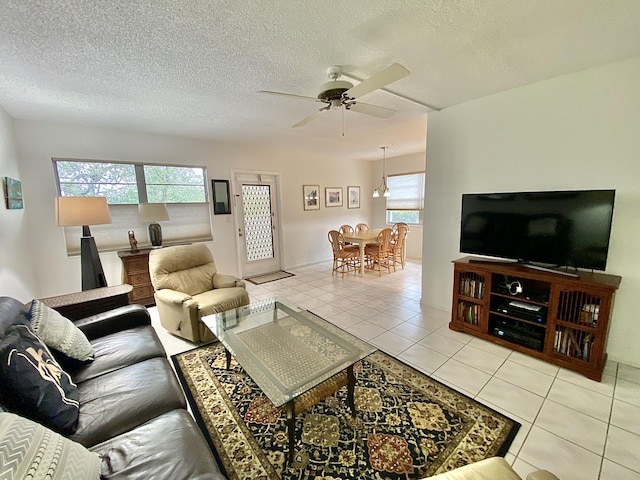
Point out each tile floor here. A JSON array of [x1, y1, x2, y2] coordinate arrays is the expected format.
[[150, 260, 640, 480]]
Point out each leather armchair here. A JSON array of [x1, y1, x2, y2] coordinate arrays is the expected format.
[[149, 244, 250, 343]]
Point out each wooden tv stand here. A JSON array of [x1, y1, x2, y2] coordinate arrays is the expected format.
[[450, 257, 621, 381]]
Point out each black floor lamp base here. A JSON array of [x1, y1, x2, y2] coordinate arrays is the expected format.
[[81, 235, 108, 291]]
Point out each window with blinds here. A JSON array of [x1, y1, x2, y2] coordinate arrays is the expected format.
[[385, 172, 425, 225], [53, 159, 212, 254]]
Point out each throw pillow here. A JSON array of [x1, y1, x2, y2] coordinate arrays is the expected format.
[[0, 296, 29, 331], [0, 314, 80, 435], [0, 412, 101, 480], [28, 299, 94, 362]]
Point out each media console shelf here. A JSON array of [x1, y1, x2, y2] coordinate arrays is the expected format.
[[450, 256, 621, 381]]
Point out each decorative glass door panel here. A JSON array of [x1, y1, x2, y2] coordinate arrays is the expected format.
[[242, 184, 274, 262], [233, 172, 281, 278]]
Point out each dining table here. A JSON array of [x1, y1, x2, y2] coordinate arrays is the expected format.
[[342, 228, 383, 275]]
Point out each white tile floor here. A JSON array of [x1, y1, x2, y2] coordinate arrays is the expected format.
[[150, 260, 640, 480]]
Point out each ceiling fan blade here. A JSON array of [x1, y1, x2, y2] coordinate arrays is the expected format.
[[257, 90, 319, 102], [349, 102, 396, 118], [344, 63, 409, 99], [292, 109, 326, 128]]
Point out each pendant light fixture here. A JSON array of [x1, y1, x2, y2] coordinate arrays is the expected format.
[[372, 146, 390, 198]]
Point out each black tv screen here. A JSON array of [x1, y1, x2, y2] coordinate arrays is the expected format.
[[460, 189, 615, 271]]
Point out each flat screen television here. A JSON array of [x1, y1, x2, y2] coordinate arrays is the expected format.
[[459, 189, 615, 272]]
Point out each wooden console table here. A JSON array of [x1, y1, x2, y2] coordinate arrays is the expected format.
[[39, 284, 133, 321]]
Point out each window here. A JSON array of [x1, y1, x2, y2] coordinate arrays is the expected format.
[[385, 172, 425, 225], [54, 159, 212, 254], [143, 165, 207, 203]]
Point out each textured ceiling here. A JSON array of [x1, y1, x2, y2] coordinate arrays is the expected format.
[[1, 1, 640, 160]]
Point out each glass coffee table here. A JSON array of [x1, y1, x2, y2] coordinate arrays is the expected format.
[[202, 298, 376, 463]]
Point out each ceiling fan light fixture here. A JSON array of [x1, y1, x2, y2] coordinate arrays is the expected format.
[[259, 63, 409, 130]]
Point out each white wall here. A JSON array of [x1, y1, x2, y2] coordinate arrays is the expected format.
[[0, 106, 36, 300], [371, 151, 426, 261], [422, 55, 640, 368], [10, 119, 374, 299]]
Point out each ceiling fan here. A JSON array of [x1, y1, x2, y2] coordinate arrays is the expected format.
[[258, 63, 410, 128]]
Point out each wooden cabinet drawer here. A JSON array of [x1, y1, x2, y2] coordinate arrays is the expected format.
[[128, 258, 150, 273], [130, 272, 151, 285], [131, 284, 154, 302]]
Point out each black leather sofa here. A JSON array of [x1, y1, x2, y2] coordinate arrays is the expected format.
[[0, 296, 226, 479]]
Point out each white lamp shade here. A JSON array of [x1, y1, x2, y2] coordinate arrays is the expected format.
[[55, 196, 112, 226], [138, 203, 169, 222]]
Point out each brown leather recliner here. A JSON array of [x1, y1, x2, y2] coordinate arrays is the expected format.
[[149, 244, 249, 343]]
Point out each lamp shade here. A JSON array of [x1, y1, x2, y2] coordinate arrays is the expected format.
[[55, 196, 112, 226], [138, 203, 169, 222], [54, 196, 111, 291]]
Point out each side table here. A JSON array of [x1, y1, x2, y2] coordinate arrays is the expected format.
[[118, 249, 156, 306], [39, 284, 133, 321]]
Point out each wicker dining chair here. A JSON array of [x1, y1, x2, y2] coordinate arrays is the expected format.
[[391, 222, 408, 235], [355, 223, 369, 232], [339, 224, 354, 236], [391, 223, 409, 271], [328, 230, 360, 277], [339, 224, 355, 245], [364, 228, 394, 276]]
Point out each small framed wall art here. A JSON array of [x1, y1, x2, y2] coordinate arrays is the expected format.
[[303, 184, 320, 211], [325, 187, 343, 207], [347, 186, 360, 209], [3, 177, 23, 209]]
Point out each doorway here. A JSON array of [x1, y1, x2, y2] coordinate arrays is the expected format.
[[232, 171, 281, 278]]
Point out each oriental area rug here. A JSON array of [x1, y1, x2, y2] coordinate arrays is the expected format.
[[172, 343, 520, 480]]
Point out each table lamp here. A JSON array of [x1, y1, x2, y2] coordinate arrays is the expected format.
[[138, 203, 169, 246], [55, 196, 112, 291]]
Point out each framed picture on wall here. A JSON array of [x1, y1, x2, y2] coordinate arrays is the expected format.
[[3, 177, 23, 210], [325, 187, 343, 207], [303, 184, 320, 211], [347, 186, 360, 209]]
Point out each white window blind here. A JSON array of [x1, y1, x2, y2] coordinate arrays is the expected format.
[[386, 173, 425, 210], [62, 203, 212, 254]]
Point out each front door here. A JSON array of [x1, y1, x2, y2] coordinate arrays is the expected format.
[[233, 172, 281, 278]]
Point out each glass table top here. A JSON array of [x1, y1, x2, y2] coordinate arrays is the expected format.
[[201, 298, 377, 407]]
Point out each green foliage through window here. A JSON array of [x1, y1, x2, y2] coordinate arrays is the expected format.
[[55, 160, 207, 204], [387, 210, 420, 224], [144, 165, 206, 203]]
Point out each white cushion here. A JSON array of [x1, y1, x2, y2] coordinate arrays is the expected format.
[[28, 299, 94, 362], [0, 412, 101, 479]]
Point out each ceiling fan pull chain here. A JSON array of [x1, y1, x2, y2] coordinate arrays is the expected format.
[[342, 105, 345, 137]]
